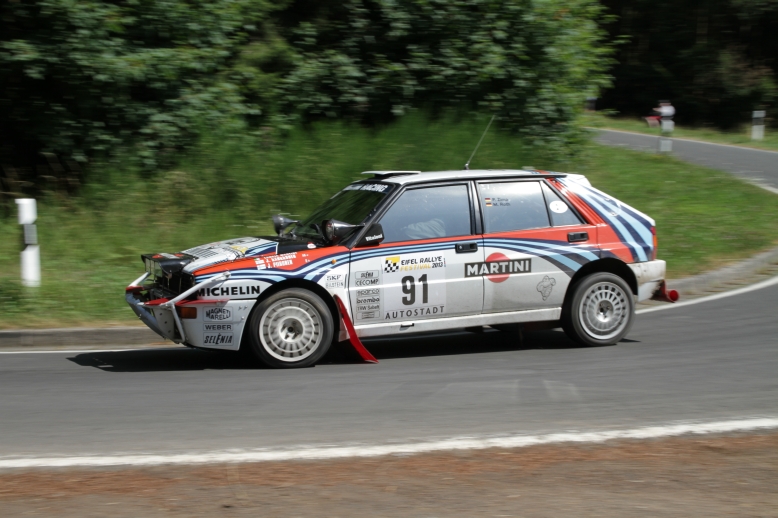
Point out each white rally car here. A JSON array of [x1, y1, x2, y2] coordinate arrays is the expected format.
[[127, 170, 676, 368]]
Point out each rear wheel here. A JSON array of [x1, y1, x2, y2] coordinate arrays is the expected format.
[[247, 288, 334, 368], [562, 273, 634, 347]]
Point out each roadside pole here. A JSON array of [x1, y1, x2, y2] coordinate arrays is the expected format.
[[752, 110, 765, 141], [659, 117, 674, 153], [15, 199, 40, 287]]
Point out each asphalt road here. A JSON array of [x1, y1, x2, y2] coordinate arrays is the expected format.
[[1, 282, 776, 460], [594, 128, 778, 192]]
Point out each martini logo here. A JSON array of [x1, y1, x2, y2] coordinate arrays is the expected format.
[[465, 253, 531, 283]]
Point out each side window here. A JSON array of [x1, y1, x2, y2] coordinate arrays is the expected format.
[[478, 181, 549, 233], [541, 182, 583, 227], [379, 184, 472, 243]]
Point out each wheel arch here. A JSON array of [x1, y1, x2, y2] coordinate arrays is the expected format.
[[566, 258, 638, 302], [239, 279, 340, 351]]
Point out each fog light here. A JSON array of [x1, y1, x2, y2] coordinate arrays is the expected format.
[[177, 306, 197, 319]]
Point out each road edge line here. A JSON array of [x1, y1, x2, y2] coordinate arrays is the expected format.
[[1, 417, 776, 469]]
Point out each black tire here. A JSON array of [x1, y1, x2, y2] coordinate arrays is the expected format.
[[247, 288, 334, 368], [561, 272, 634, 347]]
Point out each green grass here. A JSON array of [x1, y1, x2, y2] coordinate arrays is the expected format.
[[1, 113, 776, 329], [581, 112, 778, 152]]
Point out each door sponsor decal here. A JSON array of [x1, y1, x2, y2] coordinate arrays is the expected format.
[[354, 270, 380, 286], [383, 253, 447, 320], [354, 272, 382, 319], [465, 253, 532, 283]]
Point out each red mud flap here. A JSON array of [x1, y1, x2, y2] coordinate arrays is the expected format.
[[334, 295, 378, 364], [651, 280, 679, 303]]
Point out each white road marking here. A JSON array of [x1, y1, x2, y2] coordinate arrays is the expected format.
[[0, 417, 775, 469], [637, 275, 778, 315]]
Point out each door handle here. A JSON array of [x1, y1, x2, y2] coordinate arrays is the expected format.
[[568, 232, 589, 243], [455, 242, 479, 253]]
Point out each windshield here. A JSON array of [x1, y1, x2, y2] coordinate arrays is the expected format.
[[293, 182, 393, 240]]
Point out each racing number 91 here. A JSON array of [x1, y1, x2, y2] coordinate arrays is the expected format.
[[401, 274, 428, 305]]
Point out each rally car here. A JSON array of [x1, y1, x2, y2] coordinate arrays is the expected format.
[[126, 169, 677, 368]]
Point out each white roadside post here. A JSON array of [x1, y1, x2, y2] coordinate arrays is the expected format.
[[15, 199, 40, 287], [752, 110, 765, 141], [659, 118, 674, 153]]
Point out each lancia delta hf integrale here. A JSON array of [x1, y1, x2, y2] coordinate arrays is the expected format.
[[126, 170, 677, 368]]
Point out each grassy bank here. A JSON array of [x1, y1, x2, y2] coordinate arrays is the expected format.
[[1, 114, 777, 329], [581, 112, 778, 152]]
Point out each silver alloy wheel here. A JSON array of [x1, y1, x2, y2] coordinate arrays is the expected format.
[[578, 281, 630, 341], [258, 298, 323, 362]]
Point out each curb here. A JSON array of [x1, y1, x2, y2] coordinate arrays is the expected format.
[[666, 244, 778, 298], [1, 245, 777, 351], [0, 326, 165, 351]]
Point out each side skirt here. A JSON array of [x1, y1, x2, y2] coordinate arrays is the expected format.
[[354, 308, 562, 339]]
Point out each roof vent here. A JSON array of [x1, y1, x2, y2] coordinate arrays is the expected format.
[[361, 170, 421, 179]]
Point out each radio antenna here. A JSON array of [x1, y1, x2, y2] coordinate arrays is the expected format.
[[464, 115, 495, 170]]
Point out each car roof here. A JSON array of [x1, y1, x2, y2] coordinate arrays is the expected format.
[[367, 169, 567, 185]]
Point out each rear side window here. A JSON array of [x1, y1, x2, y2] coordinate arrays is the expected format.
[[541, 182, 582, 226], [379, 184, 472, 243], [478, 181, 549, 233]]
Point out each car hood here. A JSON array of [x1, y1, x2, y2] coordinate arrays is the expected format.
[[181, 237, 279, 274], [180, 236, 325, 274]]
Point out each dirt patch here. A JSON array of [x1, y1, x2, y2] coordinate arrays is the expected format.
[[1, 432, 777, 517]]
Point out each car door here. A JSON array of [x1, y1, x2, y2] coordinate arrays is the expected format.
[[348, 182, 485, 325], [477, 179, 600, 312]]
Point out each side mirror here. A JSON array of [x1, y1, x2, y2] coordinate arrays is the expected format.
[[323, 219, 360, 244], [355, 223, 384, 247], [272, 214, 300, 236]]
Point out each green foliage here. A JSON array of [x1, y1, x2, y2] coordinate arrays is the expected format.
[[0, 0, 279, 171], [1, 0, 612, 191], [276, 0, 614, 150]]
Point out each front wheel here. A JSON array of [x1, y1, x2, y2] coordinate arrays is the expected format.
[[562, 273, 634, 347], [247, 288, 334, 368]]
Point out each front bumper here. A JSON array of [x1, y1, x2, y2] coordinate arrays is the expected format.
[[125, 271, 255, 350]]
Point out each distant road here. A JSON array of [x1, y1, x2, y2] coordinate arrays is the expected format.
[[0, 279, 776, 460], [594, 128, 778, 193]]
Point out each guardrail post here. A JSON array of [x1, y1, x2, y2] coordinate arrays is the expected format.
[[752, 110, 765, 141], [15, 199, 40, 287]]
